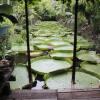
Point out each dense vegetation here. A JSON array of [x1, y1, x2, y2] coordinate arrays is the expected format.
[[0, 0, 100, 89]]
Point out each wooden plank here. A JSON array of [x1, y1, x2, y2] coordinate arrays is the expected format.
[[0, 97, 13, 100], [23, 99, 57, 100], [72, 99, 89, 100], [88, 98, 100, 100], [87, 90, 100, 98], [15, 99, 57, 100], [8, 90, 57, 99], [58, 88, 100, 92], [72, 91, 92, 99], [58, 88, 100, 100], [1, 89, 100, 100], [72, 90, 100, 99], [72, 98, 100, 100], [57, 92, 72, 100]]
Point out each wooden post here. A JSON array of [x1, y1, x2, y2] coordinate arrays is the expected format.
[[24, 0, 32, 83], [72, 0, 79, 84]]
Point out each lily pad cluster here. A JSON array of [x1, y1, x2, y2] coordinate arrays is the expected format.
[[30, 21, 100, 89], [10, 21, 100, 89]]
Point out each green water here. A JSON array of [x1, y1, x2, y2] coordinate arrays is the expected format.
[[10, 65, 35, 89]]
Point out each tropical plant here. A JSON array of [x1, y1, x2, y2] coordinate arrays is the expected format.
[[34, 0, 57, 20], [0, 4, 17, 57]]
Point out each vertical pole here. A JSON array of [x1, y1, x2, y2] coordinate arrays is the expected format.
[[24, 0, 32, 83], [72, 0, 79, 84]]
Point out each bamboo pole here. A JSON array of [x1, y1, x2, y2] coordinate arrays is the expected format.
[[24, 0, 32, 83], [72, 0, 79, 84]]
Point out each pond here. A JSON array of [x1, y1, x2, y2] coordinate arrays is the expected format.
[[10, 21, 100, 90]]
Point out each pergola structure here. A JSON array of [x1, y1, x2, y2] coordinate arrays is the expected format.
[[24, 0, 79, 85]]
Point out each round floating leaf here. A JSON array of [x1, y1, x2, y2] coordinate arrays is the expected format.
[[81, 62, 100, 78], [50, 41, 70, 46], [35, 44, 53, 50], [77, 50, 100, 63], [77, 42, 92, 49], [46, 71, 100, 89], [31, 59, 71, 74], [51, 52, 73, 59], [33, 29, 53, 37], [65, 35, 89, 43], [30, 40, 44, 45], [49, 37, 62, 41], [11, 45, 34, 52], [10, 65, 35, 89], [30, 51, 43, 57], [54, 45, 73, 52]]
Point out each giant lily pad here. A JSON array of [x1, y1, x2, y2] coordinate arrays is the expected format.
[[54, 45, 73, 52], [30, 51, 43, 58], [49, 37, 62, 41], [31, 58, 71, 74], [10, 65, 35, 89], [11, 45, 34, 52], [46, 71, 100, 89], [51, 52, 73, 59], [65, 35, 89, 43], [33, 29, 53, 37], [81, 62, 100, 78], [30, 40, 44, 45], [77, 50, 100, 63], [77, 42, 93, 49], [50, 41, 70, 46], [35, 44, 53, 50]]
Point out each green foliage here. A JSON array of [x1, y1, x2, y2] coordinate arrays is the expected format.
[[92, 1, 100, 33], [0, 4, 17, 57], [34, 0, 56, 20]]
